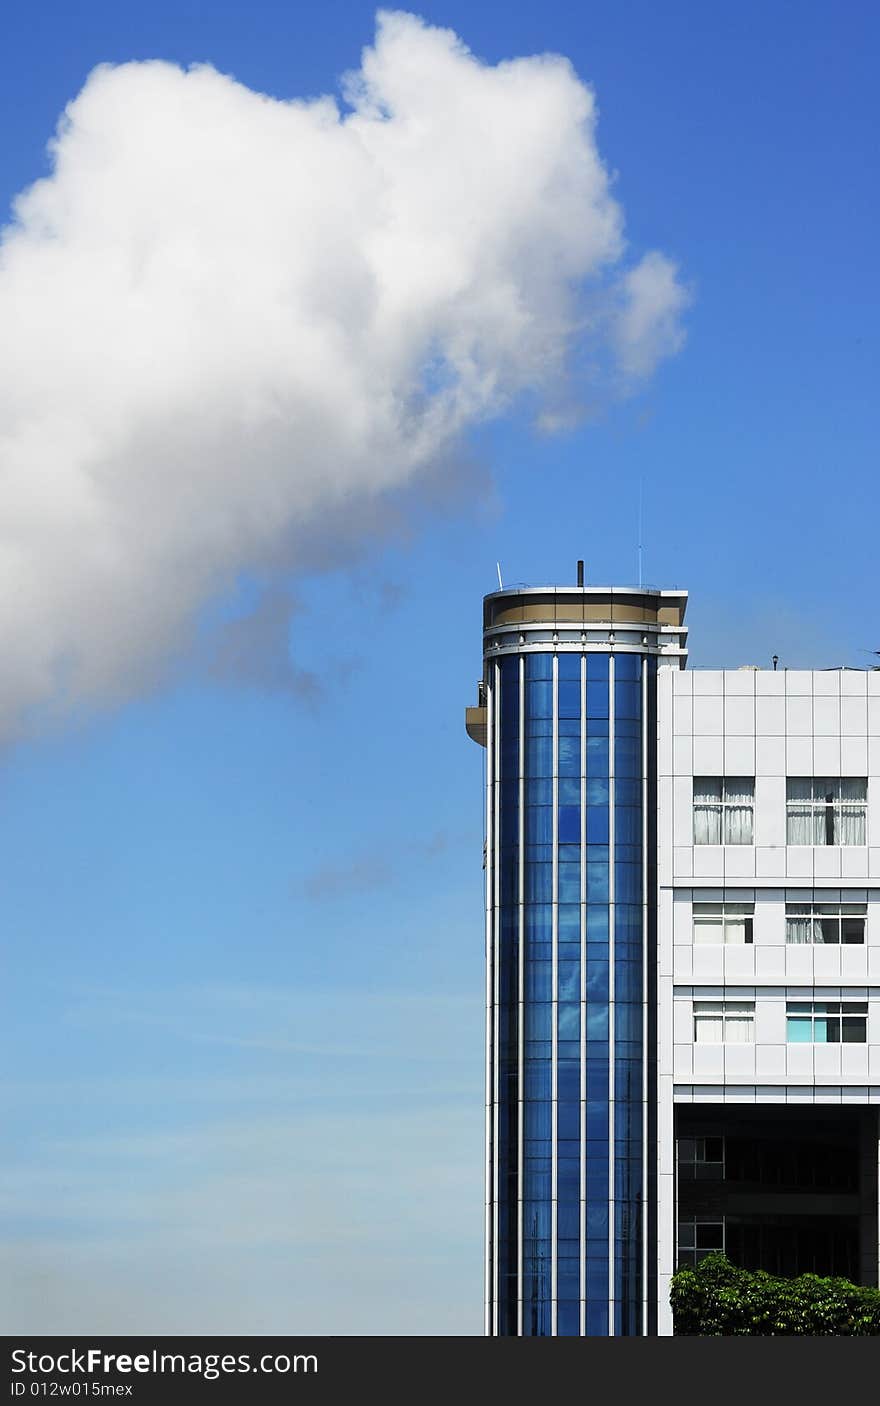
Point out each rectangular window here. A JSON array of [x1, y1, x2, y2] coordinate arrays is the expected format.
[[693, 902, 754, 944], [786, 1001, 868, 1043], [677, 1217, 724, 1267], [694, 778, 754, 845], [785, 902, 867, 945], [677, 1136, 725, 1180], [786, 778, 867, 845], [693, 1001, 755, 1043]]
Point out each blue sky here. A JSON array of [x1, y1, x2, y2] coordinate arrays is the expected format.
[[1, 1, 878, 1333]]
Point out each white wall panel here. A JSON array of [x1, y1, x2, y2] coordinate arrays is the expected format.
[[756, 696, 786, 735], [812, 946, 842, 983], [725, 670, 757, 697], [724, 846, 756, 879], [842, 696, 868, 734], [693, 736, 723, 773], [671, 776, 691, 847], [672, 999, 692, 1044], [725, 696, 755, 735], [692, 1045, 724, 1079], [673, 846, 693, 878], [813, 846, 841, 880], [693, 845, 721, 878], [841, 946, 869, 982], [786, 697, 813, 735], [692, 947, 724, 983], [755, 776, 785, 843], [754, 1000, 781, 1044], [841, 847, 869, 879], [755, 1044, 786, 1078], [813, 736, 841, 775], [755, 946, 787, 982], [724, 1044, 755, 1078], [841, 1045, 869, 1080], [672, 734, 693, 776], [724, 946, 756, 983], [693, 671, 723, 696], [724, 736, 756, 773], [755, 738, 785, 775], [841, 736, 868, 774], [813, 696, 841, 735], [785, 847, 814, 879], [842, 671, 868, 697], [786, 737, 813, 775], [812, 672, 840, 698], [672, 694, 693, 735], [813, 1044, 842, 1078], [756, 671, 785, 697], [693, 695, 724, 735], [786, 1044, 814, 1077]]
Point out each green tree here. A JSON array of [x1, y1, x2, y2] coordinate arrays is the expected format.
[[670, 1253, 880, 1335]]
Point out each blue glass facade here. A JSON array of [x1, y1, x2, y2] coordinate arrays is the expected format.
[[488, 646, 656, 1335]]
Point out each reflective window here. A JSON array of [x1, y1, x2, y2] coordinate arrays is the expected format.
[[786, 1000, 867, 1043], [677, 1136, 725, 1179], [678, 1218, 724, 1267]]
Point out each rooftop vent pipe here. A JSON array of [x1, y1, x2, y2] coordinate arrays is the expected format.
[[577, 560, 584, 587]]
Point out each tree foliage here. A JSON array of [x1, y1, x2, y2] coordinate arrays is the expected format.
[[670, 1252, 880, 1335]]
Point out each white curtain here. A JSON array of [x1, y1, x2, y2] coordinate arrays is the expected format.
[[786, 910, 819, 943], [840, 778, 867, 844], [695, 1002, 753, 1042], [724, 1005, 754, 1043], [786, 778, 814, 843], [694, 1005, 723, 1042], [723, 906, 752, 944], [693, 909, 722, 944], [723, 778, 753, 844], [786, 778, 866, 845], [694, 779, 722, 845]]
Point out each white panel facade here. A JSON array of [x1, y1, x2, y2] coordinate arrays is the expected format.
[[657, 663, 880, 1332]]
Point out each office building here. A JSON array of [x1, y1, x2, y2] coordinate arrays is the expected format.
[[465, 575, 880, 1335]]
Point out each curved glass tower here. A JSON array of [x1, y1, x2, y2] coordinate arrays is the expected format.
[[466, 581, 688, 1336]]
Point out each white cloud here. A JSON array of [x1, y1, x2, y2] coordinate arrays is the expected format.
[[0, 9, 687, 739], [614, 250, 691, 377]]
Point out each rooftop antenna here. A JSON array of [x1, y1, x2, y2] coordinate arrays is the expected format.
[[632, 478, 641, 587], [496, 561, 504, 590]]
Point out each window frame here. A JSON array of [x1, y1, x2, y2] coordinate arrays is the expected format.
[[784, 901, 867, 945], [693, 901, 754, 945], [677, 1217, 725, 1267], [785, 777, 867, 846], [693, 776, 755, 846], [677, 1135, 725, 1180], [693, 1000, 755, 1043], [785, 1000, 868, 1044]]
